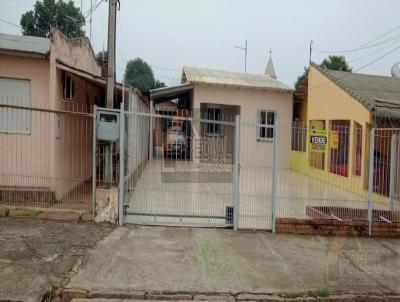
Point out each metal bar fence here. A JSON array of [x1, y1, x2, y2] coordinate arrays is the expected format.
[[285, 122, 369, 223], [123, 110, 236, 227], [0, 99, 94, 214]]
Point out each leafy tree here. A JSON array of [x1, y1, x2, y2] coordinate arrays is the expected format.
[[155, 79, 166, 89], [320, 55, 352, 72], [124, 58, 157, 93], [20, 0, 85, 38], [294, 67, 309, 90], [96, 51, 108, 67], [294, 55, 352, 89]]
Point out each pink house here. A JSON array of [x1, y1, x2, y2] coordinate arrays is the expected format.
[[0, 28, 120, 210]]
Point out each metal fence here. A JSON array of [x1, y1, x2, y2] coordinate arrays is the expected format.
[[122, 111, 237, 227], [285, 123, 369, 223], [2, 94, 399, 233], [0, 99, 94, 214], [119, 112, 400, 234]]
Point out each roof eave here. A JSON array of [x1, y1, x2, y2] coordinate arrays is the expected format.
[[0, 49, 49, 59], [192, 81, 293, 93]]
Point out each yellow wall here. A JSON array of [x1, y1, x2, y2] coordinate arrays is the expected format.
[[291, 65, 388, 201]]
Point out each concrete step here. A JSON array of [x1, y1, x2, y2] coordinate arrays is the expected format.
[[71, 300, 197, 302]]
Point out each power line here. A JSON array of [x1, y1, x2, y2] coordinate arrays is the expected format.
[[309, 44, 400, 91], [349, 36, 400, 63], [315, 25, 400, 54], [0, 17, 22, 29], [353, 45, 400, 72]]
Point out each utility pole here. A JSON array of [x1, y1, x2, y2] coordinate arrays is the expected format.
[[106, 0, 117, 108], [234, 39, 247, 73], [104, 0, 118, 185], [309, 40, 313, 63]]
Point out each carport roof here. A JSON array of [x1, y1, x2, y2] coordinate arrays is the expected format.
[[150, 83, 194, 102], [182, 66, 293, 92]]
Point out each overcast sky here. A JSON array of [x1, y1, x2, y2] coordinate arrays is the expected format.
[[1, 0, 400, 87]]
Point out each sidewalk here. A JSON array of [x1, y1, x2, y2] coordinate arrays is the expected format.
[[0, 217, 113, 302], [67, 225, 400, 296]]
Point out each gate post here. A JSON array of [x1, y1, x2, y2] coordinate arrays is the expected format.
[[390, 134, 397, 211], [149, 99, 154, 160], [118, 103, 125, 225], [368, 128, 376, 236], [92, 105, 97, 221], [233, 114, 241, 231], [271, 117, 278, 233]]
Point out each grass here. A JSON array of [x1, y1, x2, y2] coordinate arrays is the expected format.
[[316, 284, 330, 297]]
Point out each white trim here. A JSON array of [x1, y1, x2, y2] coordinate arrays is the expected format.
[[256, 109, 276, 141]]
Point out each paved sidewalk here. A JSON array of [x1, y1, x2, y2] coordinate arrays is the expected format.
[[67, 225, 400, 296], [0, 217, 113, 302]]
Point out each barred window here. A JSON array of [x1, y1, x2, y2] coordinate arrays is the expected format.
[[257, 109, 275, 141]]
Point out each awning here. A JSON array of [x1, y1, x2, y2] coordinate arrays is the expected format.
[[56, 61, 106, 86], [150, 83, 194, 103]]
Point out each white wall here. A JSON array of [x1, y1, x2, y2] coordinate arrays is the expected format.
[[193, 84, 293, 169]]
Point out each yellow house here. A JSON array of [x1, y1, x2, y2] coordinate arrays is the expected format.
[[292, 62, 400, 201]]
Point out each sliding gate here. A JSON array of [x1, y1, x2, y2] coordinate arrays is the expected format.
[[121, 110, 240, 228]]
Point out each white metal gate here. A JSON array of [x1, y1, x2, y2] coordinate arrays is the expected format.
[[121, 110, 242, 228]]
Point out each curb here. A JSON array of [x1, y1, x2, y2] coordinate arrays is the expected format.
[[58, 288, 400, 302]]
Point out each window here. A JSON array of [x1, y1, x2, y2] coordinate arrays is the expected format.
[[62, 73, 75, 100], [206, 106, 221, 135], [353, 122, 362, 176], [257, 110, 275, 141], [0, 78, 31, 134], [329, 120, 350, 177]]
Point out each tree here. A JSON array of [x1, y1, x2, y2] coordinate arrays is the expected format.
[[96, 51, 108, 67], [124, 58, 157, 93], [294, 55, 352, 89], [155, 79, 166, 89], [294, 67, 309, 90], [320, 55, 352, 72], [20, 0, 85, 38]]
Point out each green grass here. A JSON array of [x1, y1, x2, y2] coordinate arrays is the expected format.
[[316, 284, 329, 297]]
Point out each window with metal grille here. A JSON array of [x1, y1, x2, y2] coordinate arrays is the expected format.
[[257, 109, 275, 141], [206, 106, 221, 135]]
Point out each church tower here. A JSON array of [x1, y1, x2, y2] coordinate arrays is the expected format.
[[265, 50, 277, 79]]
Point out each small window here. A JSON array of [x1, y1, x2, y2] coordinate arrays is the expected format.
[[257, 110, 275, 141], [206, 106, 221, 135], [62, 73, 75, 100]]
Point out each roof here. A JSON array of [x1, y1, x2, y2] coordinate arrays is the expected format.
[[0, 33, 50, 56], [182, 66, 293, 92], [265, 55, 277, 79], [311, 62, 400, 119], [150, 83, 194, 103]]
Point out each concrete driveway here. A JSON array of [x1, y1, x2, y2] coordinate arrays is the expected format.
[[67, 225, 400, 296], [126, 160, 376, 229]]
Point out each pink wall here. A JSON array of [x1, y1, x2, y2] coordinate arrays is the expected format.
[[51, 68, 102, 199], [0, 53, 103, 201], [0, 55, 52, 189]]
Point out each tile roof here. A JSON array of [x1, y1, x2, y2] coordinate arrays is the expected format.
[[182, 66, 293, 92], [0, 33, 50, 55], [311, 62, 400, 119]]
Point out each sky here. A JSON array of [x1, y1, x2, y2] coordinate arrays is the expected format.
[[1, 0, 400, 87]]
